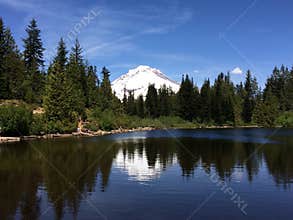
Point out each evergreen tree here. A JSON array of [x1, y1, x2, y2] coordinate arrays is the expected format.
[[44, 41, 84, 123], [122, 89, 128, 113], [100, 66, 113, 110], [158, 85, 171, 116], [236, 82, 245, 100], [200, 79, 212, 122], [253, 88, 279, 127], [193, 84, 201, 120], [177, 75, 197, 121], [223, 73, 235, 123], [264, 65, 291, 111], [3, 28, 25, 99], [136, 95, 145, 118], [54, 38, 67, 71], [126, 90, 136, 115], [234, 82, 245, 125], [284, 68, 293, 110], [0, 18, 6, 99], [44, 43, 66, 121], [145, 84, 158, 118], [0, 19, 25, 99], [86, 65, 98, 108], [111, 95, 124, 114], [279, 65, 289, 110], [67, 39, 87, 100], [242, 70, 258, 123], [211, 73, 225, 124], [23, 19, 45, 103], [169, 91, 178, 116], [210, 73, 236, 124], [44, 62, 67, 121], [66, 39, 87, 116]]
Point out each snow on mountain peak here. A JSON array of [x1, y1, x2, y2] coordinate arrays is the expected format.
[[112, 65, 180, 100], [136, 65, 152, 71]]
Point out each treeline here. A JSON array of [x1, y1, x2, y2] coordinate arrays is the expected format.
[[0, 18, 293, 136], [0, 18, 123, 134], [125, 69, 293, 127], [0, 18, 117, 106]]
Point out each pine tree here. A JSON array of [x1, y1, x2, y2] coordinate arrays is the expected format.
[[3, 28, 25, 99], [122, 89, 128, 113], [126, 90, 136, 115], [253, 88, 279, 127], [44, 62, 67, 121], [67, 39, 87, 101], [158, 85, 171, 116], [285, 68, 293, 110], [0, 17, 7, 99], [136, 95, 145, 118], [200, 79, 212, 122], [66, 39, 87, 116], [210, 73, 237, 124], [236, 82, 245, 100], [100, 66, 113, 110], [242, 70, 257, 123], [54, 38, 67, 71], [145, 84, 158, 118], [177, 75, 197, 121], [86, 65, 98, 108], [234, 82, 245, 125], [44, 40, 83, 122], [169, 91, 178, 116], [44, 41, 67, 121], [23, 19, 45, 103], [0, 19, 25, 99], [111, 95, 124, 114], [193, 84, 201, 120], [279, 65, 289, 110], [223, 73, 235, 123], [264, 65, 291, 111], [211, 73, 225, 124]]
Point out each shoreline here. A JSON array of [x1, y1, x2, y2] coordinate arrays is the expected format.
[[0, 125, 273, 144], [0, 127, 155, 144]]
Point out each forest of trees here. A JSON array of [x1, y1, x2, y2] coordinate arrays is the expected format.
[[0, 18, 293, 136]]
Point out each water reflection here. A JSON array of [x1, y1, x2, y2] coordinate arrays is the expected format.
[[0, 129, 292, 219], [115, 148, 165, 182]]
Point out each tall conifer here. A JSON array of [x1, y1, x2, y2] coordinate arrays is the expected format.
[[145, 84, 158, 118], [23, 19, 45, 103]]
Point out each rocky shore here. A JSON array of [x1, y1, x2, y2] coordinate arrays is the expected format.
[[0, 127, 155, 144], [0, 125, 264, 144]]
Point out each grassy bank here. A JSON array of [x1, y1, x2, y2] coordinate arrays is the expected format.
[[85, 109, 198, 131], [1, 104, 293, 140]]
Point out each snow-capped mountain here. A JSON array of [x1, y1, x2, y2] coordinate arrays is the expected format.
[[112, 65, 180, 100]]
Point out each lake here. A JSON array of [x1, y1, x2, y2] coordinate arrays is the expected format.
[[0, 128, 293, 220]]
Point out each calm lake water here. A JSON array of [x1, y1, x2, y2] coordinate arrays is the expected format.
[[0, 128, 293, 220]]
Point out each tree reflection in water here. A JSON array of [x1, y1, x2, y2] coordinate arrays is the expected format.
[[0, 129, 292, 219]]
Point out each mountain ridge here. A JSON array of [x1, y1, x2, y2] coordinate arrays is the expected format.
[[112, 65, 180, 100]]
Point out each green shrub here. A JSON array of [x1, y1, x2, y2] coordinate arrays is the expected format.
[[276, 112, 293, 128], [252, 101, 279, 128], [0, 105, 32, 136], [84, 121, 99, 131], [46, 120, 77, 134], [99, 110, 117, 131], [87, 108, 118, 131], [30, 114, 47, 135], [158, 116, 195, 128], [86, 108, 199, 131]]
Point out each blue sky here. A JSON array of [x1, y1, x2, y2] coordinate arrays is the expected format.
[[1, 0, 293, 87]]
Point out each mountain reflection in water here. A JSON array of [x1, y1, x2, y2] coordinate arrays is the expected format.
[[0, 128, 292, 220]]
